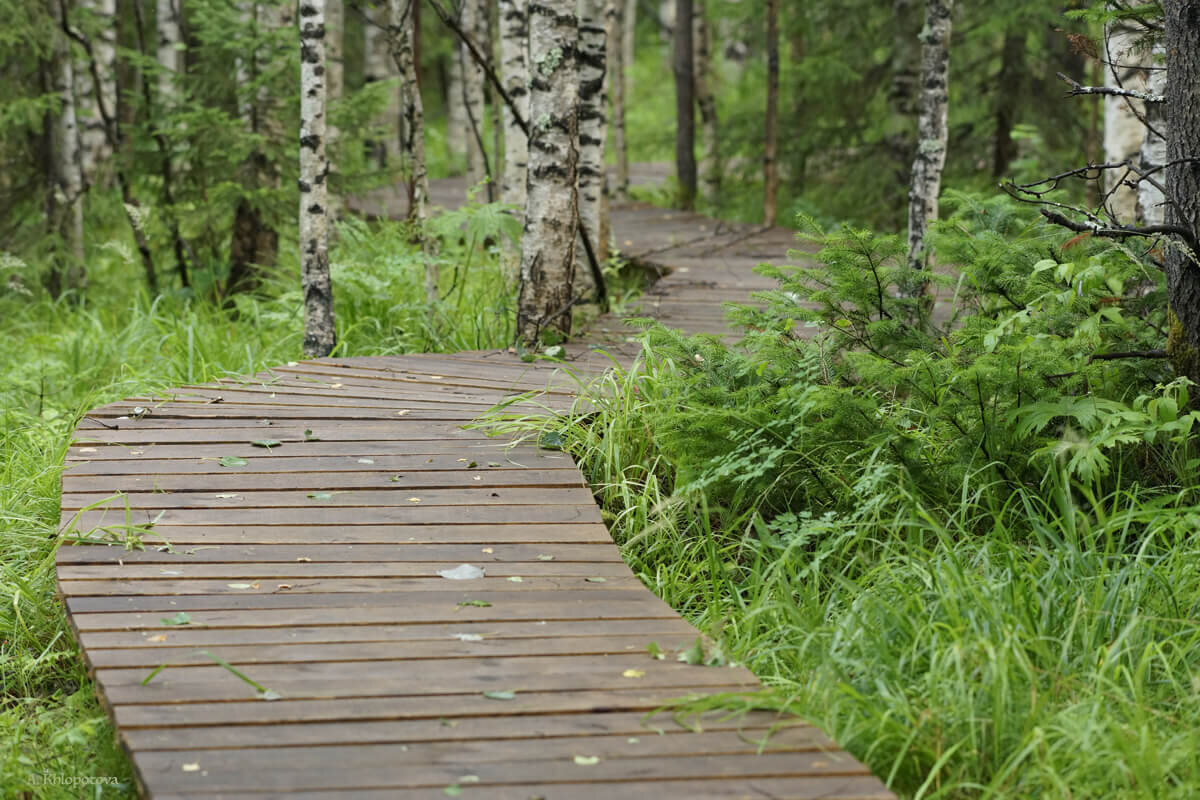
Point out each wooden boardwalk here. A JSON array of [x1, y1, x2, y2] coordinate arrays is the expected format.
[[57, 175, 894, 798]]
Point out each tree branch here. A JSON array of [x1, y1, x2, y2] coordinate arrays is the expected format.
[[1039, 208, 1197, 254], [1056, 71, 1163, 103], [1088, 349, 1167, 363]]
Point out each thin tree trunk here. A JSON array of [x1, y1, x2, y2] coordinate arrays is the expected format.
[[446, 34, 466, 163], [672, 0, 695, 210], [991, 26, 1024, 178], [693, 0, 718, 204], [608, 0, 629, 202], [388, 0, 436, 305], [1137, 42, 1167, 226], [904, 0, 953, 275], [1162, 0, 1200, 383], [516, 0, 579, 346], [460, 0, 487, 190], [575, 0, 609, 296], [1102, 23, 1148, 222], [364, 1, 401, 168], [763, 0, 778, 225], [499, 0, 529, 210], [78, 0, 116, 181], [51, 0, 87, 295], [622, 0, 634, 95], [299, 0, 337, 357], [156, 0, 183, 106], [886, 0, 919, 185], [489, 2, 502, 202]]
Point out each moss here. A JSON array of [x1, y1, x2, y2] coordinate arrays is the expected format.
[[1167, 307, 1200, 392]]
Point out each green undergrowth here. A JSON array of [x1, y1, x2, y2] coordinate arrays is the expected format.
[[479, 196, 1200, 798], [0, 203, 524, 797]]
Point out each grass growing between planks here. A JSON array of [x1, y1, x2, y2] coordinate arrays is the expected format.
[[0, 209, 521, 797]]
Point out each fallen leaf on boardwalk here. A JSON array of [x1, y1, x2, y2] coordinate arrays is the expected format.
[[538, 431, 565, 450], [258, 689, 282, 701], [276, 584, 292, 590], [390, 475, 405, 482], [536, 554, 555, 561], [329, 383, 343, 389], [439, 564, 485, 580], [507, 576, 523, 583], [304, 430, 320, 441], [466, 461, 478, 468], [622, 669, 646, 678], [218, 456, 248, 468], [213, 493, 239, 499], [480, 547, 494, 554], [473, 475, 482, 481], [227, 583, 254, 590], [457, 458, 469, 463], [482, 690, 516, 700], [308, 492, 334, 500], [573, 755, 600, 766], [443, 786, 462, 798], [408, 497, 421, 503], [647, 642, 666, 660], [146, 634, 168, 643], [396, 409, 410, 416], [627, 737, 640, 744], [129, 449, 144, 455], [296, 557, 312, 562], [357, 458, 375, 464], [78, 447, 98, 453], [160, 612, 192, 626], [457, 599, 492, 608], [251, 439, 281, 448], [488, 461, 502, 467], [429, 375, 444, 380], [451, 633, 483, 641], [585, 577, 607, 583], [159, 570, 182, 576], [460, 776, 480, 784], [181, 763, 200, 772]]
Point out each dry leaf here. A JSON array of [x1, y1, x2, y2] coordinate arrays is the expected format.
[[147, 634, 167, 643], [481, 547, 494, 554], [181, 763, 200, 772], [296, 557, 312, 562], [622, 669, 646, 678], [396, 409, 410, 416], [357, 458, 375, 464], [214, 493, 239, 499], [78, 447, 98, 453], [536, 554, 555, 561], [408, 497, 421, 504]]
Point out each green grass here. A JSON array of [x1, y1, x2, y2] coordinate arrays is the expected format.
[[478, 345, 1200, 799], [0, 208, 521, 797]]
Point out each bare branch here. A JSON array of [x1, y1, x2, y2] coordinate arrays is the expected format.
[[1056, 71, 1163, 103], [1088, 349, 1168, 362], [1039, 208, 1197, 254]]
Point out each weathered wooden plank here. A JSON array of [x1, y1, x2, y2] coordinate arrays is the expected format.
[[62, 450, 571, 475], [56, 542, 622, 563], [62, 468, 582, 493], [58, 560, 627, 580], [61, 486, 596, 510], [65, 440, 529, 461]]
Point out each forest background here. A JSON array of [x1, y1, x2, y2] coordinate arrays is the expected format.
[[2, 1, 1200, 798]]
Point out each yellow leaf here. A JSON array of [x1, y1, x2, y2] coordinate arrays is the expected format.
[[622, 669, 645, 678]]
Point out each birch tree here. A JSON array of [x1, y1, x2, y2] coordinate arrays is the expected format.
[[516, 0, 579, 346], [50, 0, 86, 295], [1102, 24, 1148, 222], [763, 0, 778, 224], [364, 1, 401, 168], [460, 0, 487, 189], [1136, 42, 1166, 226], [607, 0, 629, 202], [299, 0, 336, 357], [672, 0, 695, 210], [388, 0, 437, 305], [77, 0, 115, 179], [694, 0, 719, 204], [499, 0, 529, 211], [904, 0, 953, 276], [575, 0, 608, 295], [156, 0, 184, 106]]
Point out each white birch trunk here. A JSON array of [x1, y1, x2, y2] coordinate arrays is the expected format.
[[1137, 42, 1167, 226], [461, 0, 487, 189], [517, 0, 579, 346], [78, 0, 116, 178], [364, 1, 402, 168], [156, 0, 184, 107], [1103, 25, 1149, 223], [904, 0, 953, 276], [388, 0, 436, 305], [694, 0, 719, 204], [446, 44, 467, 163], [299, 0, 337, 357], [53, 0, 87, 291], [575, 0, 608, 295], [499, 0, 529, 210], [608, 0, 629, 202]]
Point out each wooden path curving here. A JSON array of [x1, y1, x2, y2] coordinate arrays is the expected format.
[[57, 174, 895, 798]]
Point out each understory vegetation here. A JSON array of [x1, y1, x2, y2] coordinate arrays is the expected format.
[[482, 195, 1200, 798]]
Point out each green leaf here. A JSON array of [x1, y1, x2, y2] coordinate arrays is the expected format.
[[482, 690, 516, 700], [538, 431, 565, 451], [573, 755, 600, 766], [251, 439, 281, 448], [160, 612, 192, 626], [646, 642, 666, 660], [307, 492, 334, 500], [457, 599, 492, 608], [585, 577, 607, 583], [443, 786, 462, 798], [218, 456, 248, 468], [677, 638, 705, 666]]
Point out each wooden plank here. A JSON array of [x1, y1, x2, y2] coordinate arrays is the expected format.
[[62, 450, 572, 475], [58, 560, 628, 580], [61, 487, 596, 510], [56, 542, 622, 563], [71, 422, 491, 445], [62, 468, 582, 493], [65, 440, 533, 461]]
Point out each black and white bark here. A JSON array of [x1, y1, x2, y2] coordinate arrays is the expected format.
[[459, 0, 487, 189], [1102, 23, 1150, 221], [621, 0, 635, 95], [1162, 0, 1200, 382], [388, 0, 436, 304], [299, 0, 337, 357], [1137, 42, 1167, 226], [446, 26, 466, 163], [904, 0, 953, 275], [693, 0, 718, 204], [608, 0, 629, 202], [51, 0, 86, 294], [575, 0, 608, 294], [77, 0, 116, 179], [672, 0, 695, 210], [156, 0, 183, 106], [499, 0, 529, 211], [516, 0, 579, 346], [763, 0, 778, 225]]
